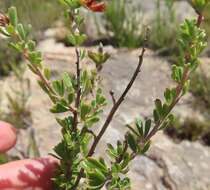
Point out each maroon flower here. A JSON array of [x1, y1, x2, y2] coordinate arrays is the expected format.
[[0, 13, 9, 27]]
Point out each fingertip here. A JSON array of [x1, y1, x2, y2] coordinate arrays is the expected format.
[[0, 121, 17, 153]]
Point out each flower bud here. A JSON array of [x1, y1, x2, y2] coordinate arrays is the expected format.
[[0, 13, 9, 27]]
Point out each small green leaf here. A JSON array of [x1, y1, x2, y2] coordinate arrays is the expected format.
[[85, 158, 108, 173], [141, 141, 151, 154], [155, 99, 162, 116], [127, 133, 137, 153], [17, 23, 26, 40], [52, 80, 65, 96], [68, 92, 75, 104], [68, 33, 87, 46], [136, 118, 143, 136], [62, 72, 74, 92], [50, 102, 69, 113], [27, 40, 36, 51], [86, 116, 100, 127], [44, 68, 51, 80], [144, 119, 151, 137], [8, 7, 18, 28], [80, 102, 92, 121]]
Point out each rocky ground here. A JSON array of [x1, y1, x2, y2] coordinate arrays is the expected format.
[[1, 33, 209, 190]]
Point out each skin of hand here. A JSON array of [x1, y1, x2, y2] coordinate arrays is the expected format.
[[0, 121, 58, 190], [0, 121, 17, 153]]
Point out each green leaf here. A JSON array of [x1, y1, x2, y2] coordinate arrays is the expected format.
[[68, 33, 87, 46], [27, 40, 36, 51], [62, 72, 74, 92], [153, 109, 159, 124], [44, 68, 51, 80], [67, 92, 75, 104], [6, 24, 15, 35], [80, 102, 92, 121], [127, 133, 137, 153], [8, 7, 18, 28], [155, 99, 162, 116], [52, 80, 65, 96], [107, 143, 118, 159], [136, 118, 143, 136], [86, 116, 100, 127], [126, 125, 139, 137], [144, 119, 151, 137], [28, 51, 42, 67], [50, 102, 69, 113], [96, 89, 107, 106], [164, 88, 172, 104], [141, 141, 151, 154], [87, 171, 106, 190], [85, 158, 108, 173], [17, 23, 26, 40], [192, 0, 210, 13]]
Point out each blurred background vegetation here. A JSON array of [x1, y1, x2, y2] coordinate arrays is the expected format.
[[0, 0, 61, 35], [0, 0, 61, 76]]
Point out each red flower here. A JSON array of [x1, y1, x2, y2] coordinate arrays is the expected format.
[[80, 0, 106, 12]]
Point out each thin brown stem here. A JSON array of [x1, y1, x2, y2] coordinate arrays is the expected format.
[[73, 48, 146, 189], [88, 48, 145, 157], [72, 48, 81, 132]]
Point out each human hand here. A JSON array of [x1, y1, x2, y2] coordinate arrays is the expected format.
[[0, 121, 58, 190]]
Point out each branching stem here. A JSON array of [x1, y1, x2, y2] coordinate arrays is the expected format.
[[73, 47, 146, 189]]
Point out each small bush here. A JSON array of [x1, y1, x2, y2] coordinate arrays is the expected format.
[[190, 68, 210, 112], [0, 39, 20, 76], [3, 63, 32, 129], [165, 117, 209, 142]]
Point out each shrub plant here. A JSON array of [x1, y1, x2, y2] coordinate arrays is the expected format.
[[165, 116, 209, 142], [0, 39, 20, 76], [0, 0, 209, 189]]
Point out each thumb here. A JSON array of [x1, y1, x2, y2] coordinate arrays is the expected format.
[[0, 121, 17, 153], [0, 156, 58, 190]]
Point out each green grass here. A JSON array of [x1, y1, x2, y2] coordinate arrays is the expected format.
[[149, 0, 178, 55], [103, 0, 143, 48]]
